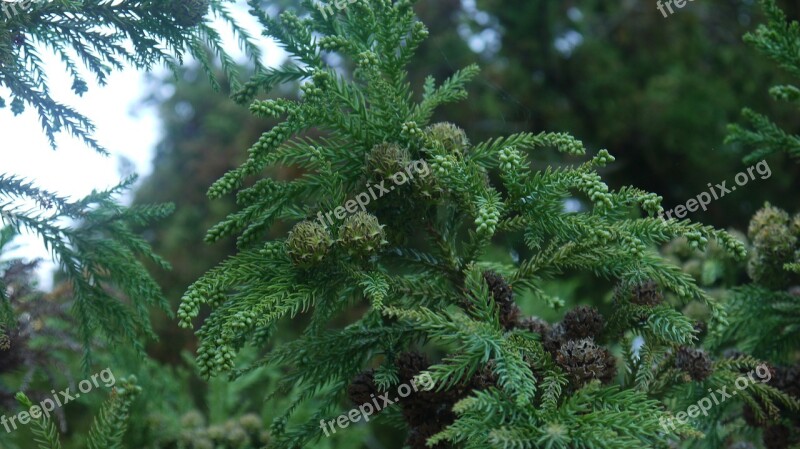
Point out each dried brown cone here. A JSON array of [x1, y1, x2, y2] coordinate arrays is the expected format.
[[395, 351, 442, 426], [562, 306, 604, 340], [771, 364, 800, 398], [693, 321, 708, 340], [347, 369, 379, 406], [396, 351, 430, 384], [543, 323, 566, 355], [399, 390, 444, 427], [516, 316, 551, 336], [0, 331, 25, 375], [555, 339, 617, 387], [630, 280, 664, 306], [763, 424, 791, 449], [468, 361, 498, 391], [675, 346, 714, 381], [482, 270, 521, 329]]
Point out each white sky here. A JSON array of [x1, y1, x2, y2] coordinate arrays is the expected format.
[[0, 2, 284, 287]]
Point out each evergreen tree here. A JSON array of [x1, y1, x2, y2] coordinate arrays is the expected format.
[[0, 0, 263, 367], [175, 1, 794, 447]]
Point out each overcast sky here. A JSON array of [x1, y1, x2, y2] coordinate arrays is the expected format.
[[0, 2, 282, 286]]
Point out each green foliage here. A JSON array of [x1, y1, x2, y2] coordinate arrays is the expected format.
[[13, 378, 141, 449], [85, 376, 142, 449], [175, 1, 761, 447], [727, 0, 800, 163], [0, 175, 173, 368], [15, 392, 62, 449], [0, 0, 263, 153]]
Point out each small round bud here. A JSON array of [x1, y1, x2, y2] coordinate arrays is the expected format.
[[180, 410, 206, 429], [238, 413, 262, 433]]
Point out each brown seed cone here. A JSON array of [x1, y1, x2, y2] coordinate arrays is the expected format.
[[631, 280, 664, 306], [675, 346, 714, 381], [396, 351, 430, 384], [763, 424, 791, 449], [516, 316, 551, 336], [771, 364, 800, 399], [555, 339, 617, 387], [562, 306, 605, 340], [469, 361, 498, 391], [693, 321, 708, 340], [347, 369, 379, 406], [399, 389, 445, 427], [543, 323, 566, 355], [482, 270, 520, 329], [0, 331, 25, 374]]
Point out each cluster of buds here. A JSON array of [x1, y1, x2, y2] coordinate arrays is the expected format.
[[249, 99, 290, 118], [576, 172, 613, 209], [178, 288, 225, 328], [498, 146, 524, 173], [319, 35, 351, 52], [544, 132, 586, 156], [173, 410, 270, 449], [474, 199, 501, 236], [356, 51, 380, 68], [401, 121, 423, 140], [196, 340, 237, 378], [592, 149, 615, 166]]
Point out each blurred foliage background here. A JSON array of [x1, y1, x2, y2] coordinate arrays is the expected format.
[[2, 0, 800, 447]]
